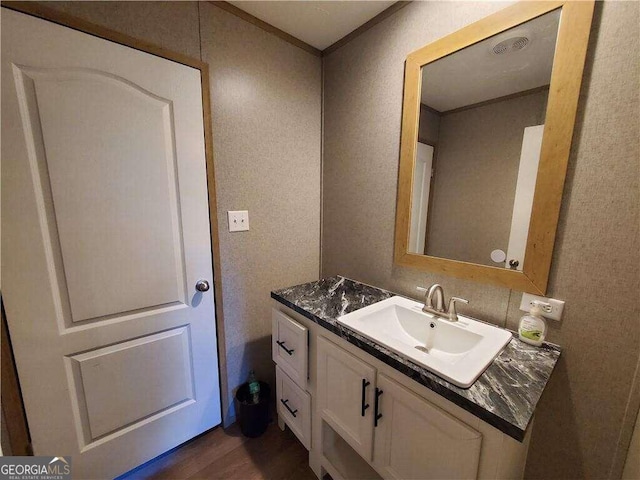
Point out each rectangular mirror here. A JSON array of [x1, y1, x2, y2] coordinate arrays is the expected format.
[[410, 9, 560, 268], [395, 1, 595, 294]]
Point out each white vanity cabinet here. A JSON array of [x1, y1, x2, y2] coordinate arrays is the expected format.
[[271, 303, 532, 480], [317, 336, 482, 479]]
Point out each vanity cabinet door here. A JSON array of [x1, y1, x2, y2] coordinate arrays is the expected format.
[[373, 373, 482, 480], [317, 336, 376, 462]]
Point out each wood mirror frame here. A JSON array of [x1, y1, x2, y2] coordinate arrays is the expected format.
[[394, 0, 595, 295]]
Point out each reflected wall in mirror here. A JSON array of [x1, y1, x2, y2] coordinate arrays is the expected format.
[[409, 10, 560, 272], [395, 1, 595, 294]]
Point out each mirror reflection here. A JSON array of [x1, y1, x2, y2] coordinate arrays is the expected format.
[[409, 10, 561, 270]]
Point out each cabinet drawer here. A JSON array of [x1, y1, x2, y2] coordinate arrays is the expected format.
[[272, 308, 308, 390], [276, 365, 311, 450]]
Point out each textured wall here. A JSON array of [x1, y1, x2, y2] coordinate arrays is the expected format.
[[322, 1, 639, 478], [41, 1, 321, 424], [417, 104, 440, 145], [198, 3, 321, 421], [427, 90, 547, 265], [39, 1, 202, 59]]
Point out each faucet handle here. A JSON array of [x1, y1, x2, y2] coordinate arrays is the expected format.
[[450, 296, 469, 304], [448, 297, 469, 322], [416, 286, 428, 293]]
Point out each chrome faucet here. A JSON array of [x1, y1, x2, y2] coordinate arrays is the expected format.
[[426, 284, 445, 312], [416, 284, 469, 322]]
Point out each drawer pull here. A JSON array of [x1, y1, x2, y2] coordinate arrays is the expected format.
[[276, 340, 295, 356], [361, 379, 370, 417], [280, 398, 298, 417], [374, 388, 383, 427]]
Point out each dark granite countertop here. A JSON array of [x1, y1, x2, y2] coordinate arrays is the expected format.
[[271, 275, 561, 442]]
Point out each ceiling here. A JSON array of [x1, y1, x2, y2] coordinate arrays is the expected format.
[[228, 1, 396, 50], [422, 9, 561, 112]]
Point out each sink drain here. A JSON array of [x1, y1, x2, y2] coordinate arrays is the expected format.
[[415, 345, 430, 353]]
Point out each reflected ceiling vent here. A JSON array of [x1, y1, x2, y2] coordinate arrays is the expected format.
[[492, 36, 530, 55]]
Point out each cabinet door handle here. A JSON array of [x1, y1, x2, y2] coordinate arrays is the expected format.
[[280, 398, 298, 417], [374, 388, 383, 427], [361, 379, 370, 417], [276, 340, 295, 355]]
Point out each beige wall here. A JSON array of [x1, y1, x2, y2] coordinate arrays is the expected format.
[[199, 3, 321, 422], [427, 90, 547, 265], [418, 104, 440, 145], [40, 1, 321, 424], [37, 1, 203, 58], [323, 1, 639, 478]]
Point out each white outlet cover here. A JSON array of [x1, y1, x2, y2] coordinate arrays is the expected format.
[[227, 210, 249, 232], [519, 293, 565, 321]]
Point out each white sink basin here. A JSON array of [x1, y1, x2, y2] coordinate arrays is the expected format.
[[337, 296, 512, 388]]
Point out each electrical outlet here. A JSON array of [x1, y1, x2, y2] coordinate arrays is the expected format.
[[519, 293, 565, 321], [227, 210, 249, 232]]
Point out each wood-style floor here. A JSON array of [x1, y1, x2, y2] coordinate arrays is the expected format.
[[121, 422, 317, 480]]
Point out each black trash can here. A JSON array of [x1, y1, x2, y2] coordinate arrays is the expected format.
[[235, 381, 270, 438]]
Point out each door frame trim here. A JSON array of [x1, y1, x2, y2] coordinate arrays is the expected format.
[[1, 299, 31, 455], [0, 0, 231, 428]]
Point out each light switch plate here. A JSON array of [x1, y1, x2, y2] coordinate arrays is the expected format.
[[227, 210, 249, 232], [520, 293, 565, 321]]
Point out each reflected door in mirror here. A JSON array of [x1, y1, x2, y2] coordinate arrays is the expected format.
[[409, 142, 434, 254]]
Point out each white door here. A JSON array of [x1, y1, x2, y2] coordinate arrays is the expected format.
[[373, 374, 482, 480], [317, 337, 376, 461], [1, 9, 221, 478], [409, 142, 434, 254], [505, 125, 545, 270]]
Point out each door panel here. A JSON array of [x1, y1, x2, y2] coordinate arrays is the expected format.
[[373, 374, 482, 480], [317, 336, 375, 462], [70, 327, 194, 440], [1, 9, 221, 478], [14, 66, 186, 322]]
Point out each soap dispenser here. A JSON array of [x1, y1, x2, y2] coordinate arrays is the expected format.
[[518, 301, 547, 346]]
